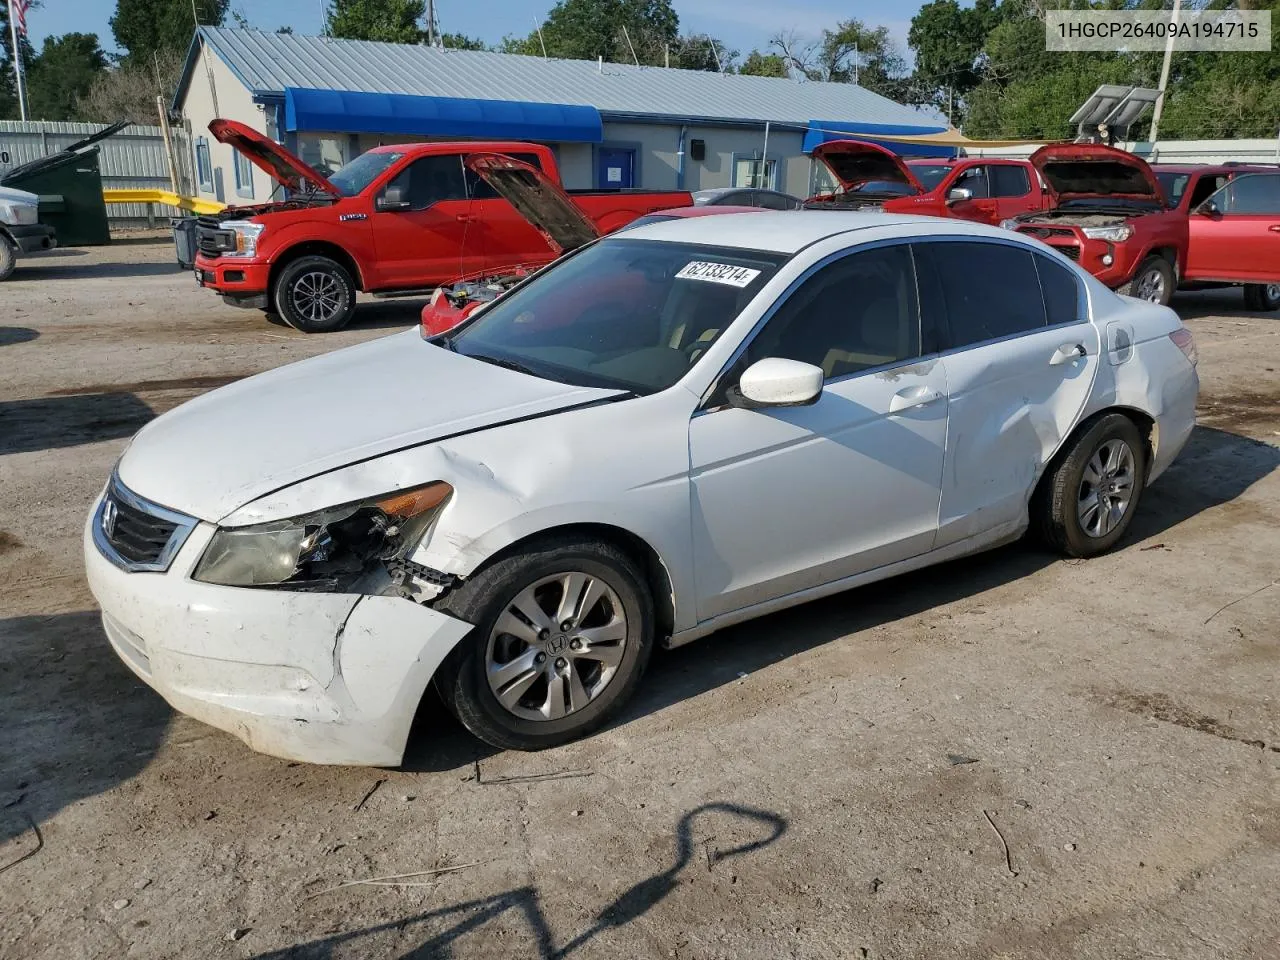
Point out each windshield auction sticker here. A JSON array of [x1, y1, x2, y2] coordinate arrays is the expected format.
[[1047, 10, 1270, 52], [676, 261, 762, 287]]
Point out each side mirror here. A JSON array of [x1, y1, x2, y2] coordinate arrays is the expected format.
[[729, 358, 823, 409], [946, 186, 973, 204], [1196, 199, 1222, 217], [376, 184, 411, 212]]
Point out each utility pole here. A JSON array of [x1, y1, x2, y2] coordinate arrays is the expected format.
[[853, 43, 858, 85], [1148, 0, 1182, 148], [426, 0, 437, 46], [9, 0, 28, 120]]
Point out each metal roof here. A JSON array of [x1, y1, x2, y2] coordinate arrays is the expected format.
[[182, 27, 933, 129]]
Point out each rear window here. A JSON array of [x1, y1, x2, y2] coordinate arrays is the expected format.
[[919, 241, 1047, 348]]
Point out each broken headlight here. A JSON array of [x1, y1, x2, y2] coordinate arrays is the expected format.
[[192, 482, 452, 590]]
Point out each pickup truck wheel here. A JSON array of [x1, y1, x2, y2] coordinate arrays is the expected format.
[[432, 537, 655, 751], [273, 256, 356, 332], [0, 238, 16, 281], [1119, 257, 1174, 306], [1243, 283, 1280, 312]]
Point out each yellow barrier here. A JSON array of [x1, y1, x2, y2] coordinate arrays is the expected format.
[[102, 188, 226, 216]]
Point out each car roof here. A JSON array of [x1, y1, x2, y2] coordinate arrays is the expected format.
[[652, 204, 761, 219], [615, 209, 1028, 254]]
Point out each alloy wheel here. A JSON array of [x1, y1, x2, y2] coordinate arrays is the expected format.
[[1266, 283, 1280, 304], [290, 271, 343, 325], [1134, 268, 1166, 303], [1077, 438, 1137, 538], [485, 572, 627, 721]]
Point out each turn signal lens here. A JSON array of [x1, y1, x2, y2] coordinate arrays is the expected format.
[[1169, 328, 1197, 367]]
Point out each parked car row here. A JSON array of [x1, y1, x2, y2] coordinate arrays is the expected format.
[[188, 120, 1280, 333]]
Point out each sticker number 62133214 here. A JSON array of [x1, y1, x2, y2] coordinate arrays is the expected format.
[[675, 261, 762, 288]]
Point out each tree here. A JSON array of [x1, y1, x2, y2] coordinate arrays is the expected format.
[[907, 0, 1001, 111], [78, 47, 184, 124], [669, 34, 734, 72], [325, 0, 425, 43], [439, 32, 487, 50], [507, 0, 679, 65], [738, 50, 787, 78], [26, 33, 107, 121], [111, 0, 229, 64], [770, 20, 913, 101]]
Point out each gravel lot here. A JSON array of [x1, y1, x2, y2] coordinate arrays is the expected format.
[[1, 237, 1277, 960]]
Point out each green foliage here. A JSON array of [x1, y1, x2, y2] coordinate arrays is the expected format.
[[669, 34, 733, 71], [738, 50, 787, 78], [919, 0, 1280, 139], [325, 0, 426, 43], [439, 32, 488, 51], [26, 33, 108, 121], [772, 19, 914, 101], [110, 0, 229, 63]]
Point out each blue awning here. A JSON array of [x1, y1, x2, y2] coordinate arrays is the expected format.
[[283, 87, 604, 143], [803, 120, 956, 158]]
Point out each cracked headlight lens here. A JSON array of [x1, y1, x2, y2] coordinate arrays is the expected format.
[[193, 482, 452, 590]]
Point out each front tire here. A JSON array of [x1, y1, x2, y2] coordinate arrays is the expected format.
[[272, 255, 356, 332], [1119, 256, 1175, 306], [433, 537, 655, 751], [0, 238, 16, 281], [1034, 413, 1147, 558], [1243, 283, 1280, 312]]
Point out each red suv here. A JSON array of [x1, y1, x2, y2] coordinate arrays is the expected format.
[[1156, 164, 1280, 312]]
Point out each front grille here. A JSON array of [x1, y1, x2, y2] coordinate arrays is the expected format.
[[1052, 244, 1081, 261], [94, 477, 197, 572], [196, 218, 235, 257]]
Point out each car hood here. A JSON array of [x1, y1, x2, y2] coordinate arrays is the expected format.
[[465, 153, 601, 254], [117, 330, 624, 522], [209, 118, 341, 196], [1029, 144, 1161, 202], [0, 184, 39, 205], [811, 140, 922, 194]]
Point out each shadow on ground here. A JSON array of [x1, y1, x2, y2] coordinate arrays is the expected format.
[[0, 326, 39, 347], [0, 393, 155, 455], [0, 612, 171, 846], [250, 802, 787, 959], [1174, 288, 1278, 320], [11, 258, 185, 281], [406, 425, 1280, 770]]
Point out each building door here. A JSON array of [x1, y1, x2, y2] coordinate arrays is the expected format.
[[597, 148, 635, 188]]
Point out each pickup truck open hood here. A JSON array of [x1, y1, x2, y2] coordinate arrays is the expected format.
[[810, 140, 923, 194], [1029, 144, 1161, 202], [465, 154, 601, 253], [116, 330, 624, 522], [209, 119, 342, 196]]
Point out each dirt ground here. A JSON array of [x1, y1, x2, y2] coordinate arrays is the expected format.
[[1, 236, 1277, 960]]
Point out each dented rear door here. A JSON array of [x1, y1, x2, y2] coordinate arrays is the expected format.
[[915, 239, 1101, 548]]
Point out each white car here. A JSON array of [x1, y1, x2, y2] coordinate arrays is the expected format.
[[85, 212, 1199, 765]]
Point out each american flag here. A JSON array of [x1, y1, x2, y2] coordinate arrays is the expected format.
[[10, 0, 29, 37]]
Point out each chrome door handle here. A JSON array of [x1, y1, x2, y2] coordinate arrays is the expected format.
[[1049, 343, 1087, 366], [889, 388, 944, 413]]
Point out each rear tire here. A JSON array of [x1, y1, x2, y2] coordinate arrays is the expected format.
[[1034, 413, 1147, 558], [1243, 283, 1280, 312], [272, 255, 356, 332], [1119, 256, 1174, 306], [0, 238, 16, 281], [433, 536, 655, 751]]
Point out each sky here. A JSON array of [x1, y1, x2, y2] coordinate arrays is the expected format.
[[25, 0, 919, 61]]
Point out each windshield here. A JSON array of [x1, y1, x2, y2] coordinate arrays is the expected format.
[[446, 239, 786, 394], [907, 164, 951, 190], [848, 179, 916, 196], [1156, 172, 1189, 208], [327, 151, 404, 196]]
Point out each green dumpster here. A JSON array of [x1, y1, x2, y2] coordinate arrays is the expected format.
[[0, 121, 128, 247]]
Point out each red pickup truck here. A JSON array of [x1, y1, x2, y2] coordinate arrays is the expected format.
[[193, 121, 692, 331], [1005, 144, 1187, 306], [803, 140, 1048, 225]]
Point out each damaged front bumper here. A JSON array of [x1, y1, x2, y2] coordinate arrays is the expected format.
[[83, 505, 472, 766]]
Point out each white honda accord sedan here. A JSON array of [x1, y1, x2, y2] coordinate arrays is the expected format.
[[85, 212, 1199, 765]]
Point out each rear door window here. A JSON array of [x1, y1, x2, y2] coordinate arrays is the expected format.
[[917, 241, 1047, 348], [990, 165, 1031, 198], [466, 152, 544, 200], [1214, 173, 1280, 214], [1034, 255, 1083, 326]]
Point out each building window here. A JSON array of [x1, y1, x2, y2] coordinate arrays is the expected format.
[[195, 137, 213, 192], [233, 149, 254, 199], [732, 155, 776, 189]]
